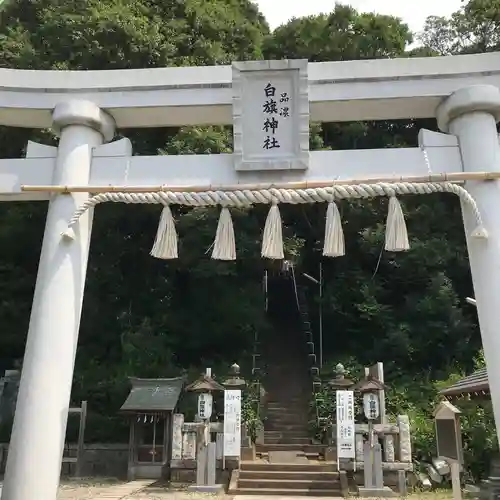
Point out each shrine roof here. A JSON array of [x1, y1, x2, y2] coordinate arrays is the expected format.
[[440, 368, 489, 398], [120, 376, 185, 412]]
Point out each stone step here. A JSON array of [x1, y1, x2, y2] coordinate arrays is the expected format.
[[265, 424, 309, 432], [266, 374, 309, 378], [266, 410, 308, 417], [269, 399, 310, 404], [265, 437, 311, 445], [267, 395, 309, 401], [265, 368, 309, 372], [257, 452, 330, 463], [239, 470, 339, 481], [241, 461, 334, 473], [264, 388, 311, 395], [265, 396, 310, 401], [256, 443, 326, 454], [237, 478, 340, 490], [266, 406, 309, 417], [264, 428, 309, 435], [265, 377, 309, 382], [233, 487, 340, 496], [264, 430, 310, 438], [266, 406, 308, 413], [267, 398, 308, 403], [265, 422, 309, 430], [265, 413, 308, 420], [265, 417, 309, 426], [267, 401, 309, 408], [264, 435, 310, 441], [265, 423, 309, 431], [265, 422, 308, 429]]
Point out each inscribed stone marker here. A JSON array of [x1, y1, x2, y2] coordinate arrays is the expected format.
[[232, 59, 309, 171]]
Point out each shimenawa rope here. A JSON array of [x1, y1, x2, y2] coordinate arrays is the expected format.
[[61, 181, 487, 260]]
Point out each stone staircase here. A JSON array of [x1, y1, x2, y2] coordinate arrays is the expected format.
[[232, 460, 347, 497], [263, 371, 311, 446], [230, 272, 346, 496], [261, 273, 315, 444]]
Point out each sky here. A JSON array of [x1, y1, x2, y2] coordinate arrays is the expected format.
[[255, 0, 463, 35]]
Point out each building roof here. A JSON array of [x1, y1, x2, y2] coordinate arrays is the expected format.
[[185, 374, 225, 392], [120, 376, 185, 412], [440, 368, 489, 398], [351, 375, 388, 393]]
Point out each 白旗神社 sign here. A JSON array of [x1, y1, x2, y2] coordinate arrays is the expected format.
[[232, 60, 309, 171], [0, 54, 500, 500]]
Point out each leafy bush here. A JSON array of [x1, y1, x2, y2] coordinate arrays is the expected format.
[[241, 382, 263, 442]]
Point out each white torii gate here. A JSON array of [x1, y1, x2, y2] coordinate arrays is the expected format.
[[1, 52, 500, 499]]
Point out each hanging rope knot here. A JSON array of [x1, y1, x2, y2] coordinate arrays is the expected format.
[[150, 203, 178, 259], [323, 186, 345, 257], [385, 190, 409, 252], [262, 197, 283, 259], [212, 203, 236, 261]]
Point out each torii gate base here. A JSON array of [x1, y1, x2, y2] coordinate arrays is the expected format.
[[0, 57, 499, 500]]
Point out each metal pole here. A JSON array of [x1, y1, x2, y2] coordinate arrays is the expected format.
[[264, 270, 268, 312], [368, 420, 374, 488], [152, 414, 157, 463], [319, 262, 323, 370]]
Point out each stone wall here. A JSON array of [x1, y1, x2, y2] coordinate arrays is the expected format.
[[0, 443, 129, 479]]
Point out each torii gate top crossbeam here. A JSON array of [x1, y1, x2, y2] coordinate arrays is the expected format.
[[0, 52, 499, 129]]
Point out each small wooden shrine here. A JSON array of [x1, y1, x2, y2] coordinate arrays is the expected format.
[[440, 368, 489, 399], [120, 376, 185, 480]]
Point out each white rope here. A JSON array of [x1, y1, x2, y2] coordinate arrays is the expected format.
[[64, 181, 486, 235]]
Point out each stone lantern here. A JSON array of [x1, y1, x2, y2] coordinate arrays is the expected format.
[[223, 363, 246, 390], [185, 369, 225, 422], [185, 370, 225, 492], [328, 363, 354, 391], [351, 376, 387, 423], [351, 375, 392, 497]]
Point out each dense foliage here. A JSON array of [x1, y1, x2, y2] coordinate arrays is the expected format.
[[0, 0, 497, 479]]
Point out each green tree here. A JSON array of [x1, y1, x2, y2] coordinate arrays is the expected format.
[[265, 4, 412, 61], [419, 0, 500, 54]]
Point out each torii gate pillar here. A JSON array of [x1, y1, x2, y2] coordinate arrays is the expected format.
[[1, 101, 115, 500], [437, 85, 500, 439]]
